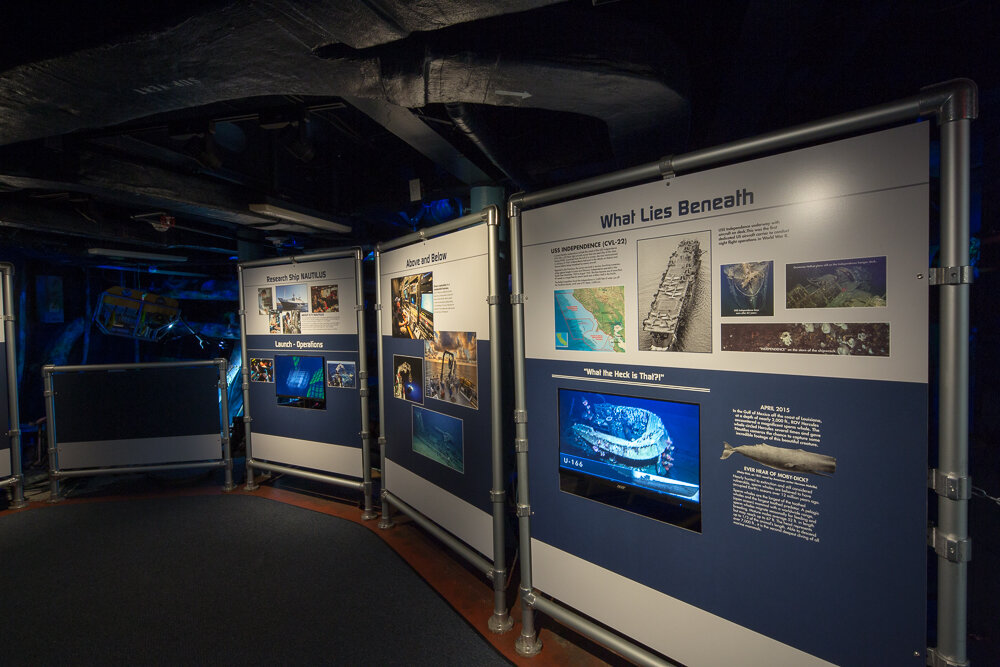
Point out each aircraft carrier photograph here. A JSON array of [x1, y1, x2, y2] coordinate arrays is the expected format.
[[637, 231, 712, 352]]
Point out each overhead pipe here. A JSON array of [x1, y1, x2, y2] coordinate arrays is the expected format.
[[445, 103, 532, 191]]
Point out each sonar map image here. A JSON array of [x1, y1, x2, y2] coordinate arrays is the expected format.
[[554, 286, 626, 353]]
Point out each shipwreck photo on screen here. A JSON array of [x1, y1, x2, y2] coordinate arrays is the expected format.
[[721, 261, 774, 316], [558, 388, 701, 529], [637, 230, 711, 352], [721, 322, 889, 355], [274, 354, 325, 409], [275, 284, 310, 312], [554, 286, 626, 353], [412, 406, 464, 473], [310, 284, 339, 313], [392, 354, 424, 403], [327, 360, 356, 388], [424, 331, 478, 409], [786, 256, 887, 308], [390, 272, 433, 339]]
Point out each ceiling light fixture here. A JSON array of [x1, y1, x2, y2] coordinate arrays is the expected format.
[[248, 203, 352, 234], [87, 248, 188, 263]]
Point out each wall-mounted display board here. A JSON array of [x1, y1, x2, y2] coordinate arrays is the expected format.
[[376, 208, 512, 633], [239, 250, 373, 511], [518, 123, 929, 666], [379, 223, 494, 554]]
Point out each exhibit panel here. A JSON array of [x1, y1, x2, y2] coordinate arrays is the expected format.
[[379, 223, 494, 556], [241, 255, 364, 478], [519, 124, 929, 666]]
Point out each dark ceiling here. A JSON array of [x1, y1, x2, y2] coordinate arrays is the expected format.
[[0, 0, 996, 273]]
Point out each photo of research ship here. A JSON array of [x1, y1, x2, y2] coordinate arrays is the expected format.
[[641, 238, 702, 350]]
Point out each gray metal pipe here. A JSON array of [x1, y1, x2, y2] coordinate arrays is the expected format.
[[1, 263, 27, 507], [355, 247, 377, 520], [246, 458, 365, 491], [236, 265, 257, 491], [935, 115, 972, 666], [53, 460, 226, 478], [486, 206, 513, 633], [507, 202, 542, 656], [374, 250, 393, 529], [239, 248, 357, 269], [42, 365, 60, 501], [45, 359, 219, 373], [529, 595, 680, 667], [383, 490, 494, 576], [376, 210, 487, 253], [216, 358, 235, 491], [510, 80, 976, 213]]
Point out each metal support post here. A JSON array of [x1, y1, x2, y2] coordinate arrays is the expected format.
[[355, 248, 378, 520], [486, 207, 514, 634], [374, 250, 394, 529], [237, 265, 258, 491], [216, 358, 235, 491], [929, 80, 976, 667], [508, 201, 542, 656], [1, 264, 27, 508], [41, 365, 61, 501]]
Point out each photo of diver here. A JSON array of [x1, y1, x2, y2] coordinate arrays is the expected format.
[[392, 354, 424, 403]]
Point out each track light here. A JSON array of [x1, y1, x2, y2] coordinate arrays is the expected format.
[[248, 204, 352, 233], [87, 248, 187, 263]]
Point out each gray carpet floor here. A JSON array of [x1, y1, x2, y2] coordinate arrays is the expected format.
[[0, 494, 511, 666]]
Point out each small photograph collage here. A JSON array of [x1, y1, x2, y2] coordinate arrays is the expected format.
[[389, 269, 475, 474], [720, 254, 889, 356], [257, 283, 339, 335]]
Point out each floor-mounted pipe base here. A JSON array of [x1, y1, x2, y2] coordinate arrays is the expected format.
[[377, 515, 395, 529], [361, 509, 378, 521], [488, 612, 514, 634], [515, 633, 542, 657]]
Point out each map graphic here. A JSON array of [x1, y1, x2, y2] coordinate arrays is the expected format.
[[554, 286, 626, 353]]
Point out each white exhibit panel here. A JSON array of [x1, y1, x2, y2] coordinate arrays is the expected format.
[[379, 223, 496, 556], [241, 254, 365, 477], [253, 433, 363, 479], [57, 435, 222, 469], [519, 124, 930, 666]]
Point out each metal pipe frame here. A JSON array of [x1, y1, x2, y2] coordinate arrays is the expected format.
[[374, 209, 488, 253], [383, 489, 493, 575], [52, 460, 227, 479], [240, 249, 375, 500], [246, 458, 365, 491], [931, 93, 975, 667], [507, 79, 977, 664], [375, 207, 513, 633], [42, 359, 235, 500], [354, 247, 377, 520], [0, 263, 27, 508], [236, 264, 256, 490], [374, 249, 393, 529]]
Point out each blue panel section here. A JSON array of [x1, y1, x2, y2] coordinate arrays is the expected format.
[[246, 334, 361, 448], [526, 358, 926, 666], [382, 336, 492, 514]]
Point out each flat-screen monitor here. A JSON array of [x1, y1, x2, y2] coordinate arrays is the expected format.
[[420, 292, 433, 313], [558, 388, 701, 531], [274, 355, 326, 409]]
